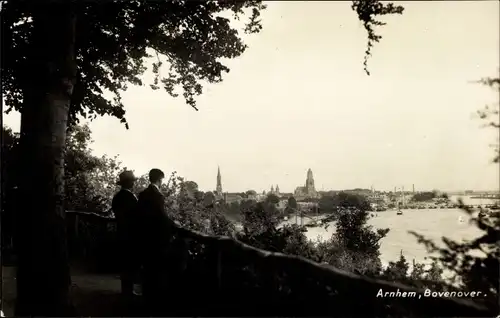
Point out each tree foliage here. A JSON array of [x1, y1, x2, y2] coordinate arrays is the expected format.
[[217, 200, 244, 221], [475, 76, 500, 163], [318, 195, 337, 214], [382, 253, 447, 292], [287, 196, 298, 209], [319, 192, 372, 219], [1, 127, 21, 250], [237, 189, 389, 276], [65, 124, 122, 212], [137, 172, 237, 236], [284, 196, 298, 215], [316, 208, 388, 276], [265, 193, 280, 205], [182, 181, 199, 196], [401, 76, 500, 311], [351, 0, 404, 75], [409, 204, 499, 310], [1, 1, 406, 314], [1, 0, 267, 127], [411, 191, 437, 202], [132, 173, 151, 194], [1, 0, 406, 127], [245, 190, 257, 197], [1, 127, 20, 189], [2, 124, 122, 214], [241, 200, 280, 237]]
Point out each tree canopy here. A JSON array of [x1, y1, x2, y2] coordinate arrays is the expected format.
[[245, 190, 257, 196], [319, 191, 371, 215], [0, 1, 405, 315], [2, 1, 266, 126], [2, 124, 122, 213], [411, 191, 437, 202], [1, 0, 404, 128]]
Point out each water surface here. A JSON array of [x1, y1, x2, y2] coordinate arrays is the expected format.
[[301, 195, 496, 265]]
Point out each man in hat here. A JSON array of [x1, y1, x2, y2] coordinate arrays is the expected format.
[[137, 168, 177, 314], [111, 170, 139, 298]]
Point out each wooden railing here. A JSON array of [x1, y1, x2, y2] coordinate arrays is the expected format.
[[65, 210, 494, 316]]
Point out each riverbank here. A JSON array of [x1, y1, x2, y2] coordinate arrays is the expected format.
[[304, 208, 483, 268], [233, 205, 485, 281]]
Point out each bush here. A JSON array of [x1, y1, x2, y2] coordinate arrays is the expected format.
[[237, 195, 389, 277], [382, 253, 447, 291], [163, 173, 236, 237], [312, 208, 388, 276]]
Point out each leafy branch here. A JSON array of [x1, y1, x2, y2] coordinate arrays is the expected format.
[[351, 0, 404, 75]]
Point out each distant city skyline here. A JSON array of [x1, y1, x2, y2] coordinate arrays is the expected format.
[[3, 1, 499, 193], [207, 166, 498, 194]]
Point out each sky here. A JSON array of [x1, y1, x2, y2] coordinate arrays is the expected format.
[[3, 1, 500, 193]]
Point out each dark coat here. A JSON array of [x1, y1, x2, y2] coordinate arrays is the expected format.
[[111, 188, 139, 243], [137, 184, 176, 260], [137, 184, 178, 308]]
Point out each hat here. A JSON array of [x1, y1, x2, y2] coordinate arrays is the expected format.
[[117, 170, 137, 185]]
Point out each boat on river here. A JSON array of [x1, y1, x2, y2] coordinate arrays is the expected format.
[[397, 209, 403, 215]]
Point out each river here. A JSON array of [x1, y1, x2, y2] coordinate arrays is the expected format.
[[288, 196, 497, 267]]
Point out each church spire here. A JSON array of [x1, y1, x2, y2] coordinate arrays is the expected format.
[[216, 166, 222, 196]]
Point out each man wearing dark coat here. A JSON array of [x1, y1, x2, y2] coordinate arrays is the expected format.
[[137, 168, 177, 315], [111, 170, 139, 298]]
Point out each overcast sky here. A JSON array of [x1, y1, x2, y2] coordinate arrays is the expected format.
[[3, 1, 499, 193]]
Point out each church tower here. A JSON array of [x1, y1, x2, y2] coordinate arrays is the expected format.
[[276, 184, 280, 195], [216, 166, 223, 197], [305, 168, 316, 195]]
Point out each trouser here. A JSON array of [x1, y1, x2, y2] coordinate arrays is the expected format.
[[119, 240, 140, 296]]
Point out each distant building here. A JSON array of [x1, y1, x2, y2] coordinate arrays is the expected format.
[[294, 168, 319, 200], [216, 166, 223, 199], [269, 184, 281, 196], [214, 167, 246, 204]]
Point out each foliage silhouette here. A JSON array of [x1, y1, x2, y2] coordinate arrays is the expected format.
[[2, 125, 122, 214], [1, 1, 404, 315], [475, 76, 500, 163], [409, 202, 499, 310], [406, 77, 500, 311]]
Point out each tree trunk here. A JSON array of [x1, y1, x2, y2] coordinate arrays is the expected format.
[[14, 3, 77, 316]]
